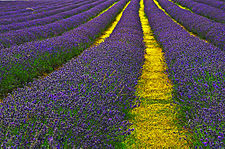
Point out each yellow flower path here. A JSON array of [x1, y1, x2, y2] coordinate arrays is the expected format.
[[168, 0, 193, 11], [90, 1, 130, 47], [122, 0, 194, 148]]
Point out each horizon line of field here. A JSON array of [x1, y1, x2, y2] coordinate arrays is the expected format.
[[0, 0, 83, 15], [0, 0, 100, 33], [0, 0, 80, 15], [0, 0, 113, 48]]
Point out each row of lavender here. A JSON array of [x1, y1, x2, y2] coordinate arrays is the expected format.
[[0, 0, 98, 33], [0, 0, 123, 101], [0, 0, 145, 147], [156, 0, 225, 51], [0, 0, 114, 49], [0, 0, 63, 16], [145, 0, 225, 148], [171, 0, 225, 23], [193, 0, 225, 11], [0, 1, 45, 13], [0, 0, 87, 24], [0, 0, 82, 20]]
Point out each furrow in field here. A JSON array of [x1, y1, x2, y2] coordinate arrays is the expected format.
[[168, 0, 193, 11], [153, 0, 209, 43], [123, 0, 191, 148], [90, 2, 130, 47]]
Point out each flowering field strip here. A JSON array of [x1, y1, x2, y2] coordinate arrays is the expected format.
[[90, 1, 130, 47], [0, 0, 115, 49], [193, 0, 225, 11], [0, 0, 146, 147], [122, 0, 192, 148], [168, 0, 193, 11], [0, 0, 83, 20], [0, 0, 128, 102], [145, 0, 225, 148], [152, 0, 207, 43], [171, 0, 225, 24], [0, 0, 99, 33], [0, 0, 62, 16], [0, 0, 74, 18], [156, 0, 225, 50], [0, 0, 89, 25], [0, 1, 47, 13], [37, 0, 130, 81], [28, 0, 130, 83]]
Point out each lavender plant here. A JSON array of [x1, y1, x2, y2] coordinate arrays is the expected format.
[[145, 0, 225, 148], [171, 0, 225, 23], [193, 0, 225, 11], [1, 0, 145, 147], [0, 0, 90, 25], [0, 0, 128, 103], [0, 0, 116, 48], [0, 0, 84, 20], [0, 0, 62, 16], [0, 0, 102, 33], [156, 0, 225, 50]]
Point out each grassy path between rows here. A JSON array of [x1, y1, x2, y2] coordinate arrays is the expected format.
[[122, 0, 194, 148], [168, 0, 193, 11], [90, 1, 130, 47]]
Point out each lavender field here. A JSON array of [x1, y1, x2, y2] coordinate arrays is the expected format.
[[0, 0, 224, 148]]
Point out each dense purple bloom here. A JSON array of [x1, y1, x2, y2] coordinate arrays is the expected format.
[[172, 0, 225, 23], [0, 1, 51, 15], [0, 0, 128, 97], [156, 0, 225, 50], [0, 0, 144, 147], [0, 0, 116, 48], [193, 0, 225, 11], [0, 0, 83, 20], [0, 0, 97, 30]]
